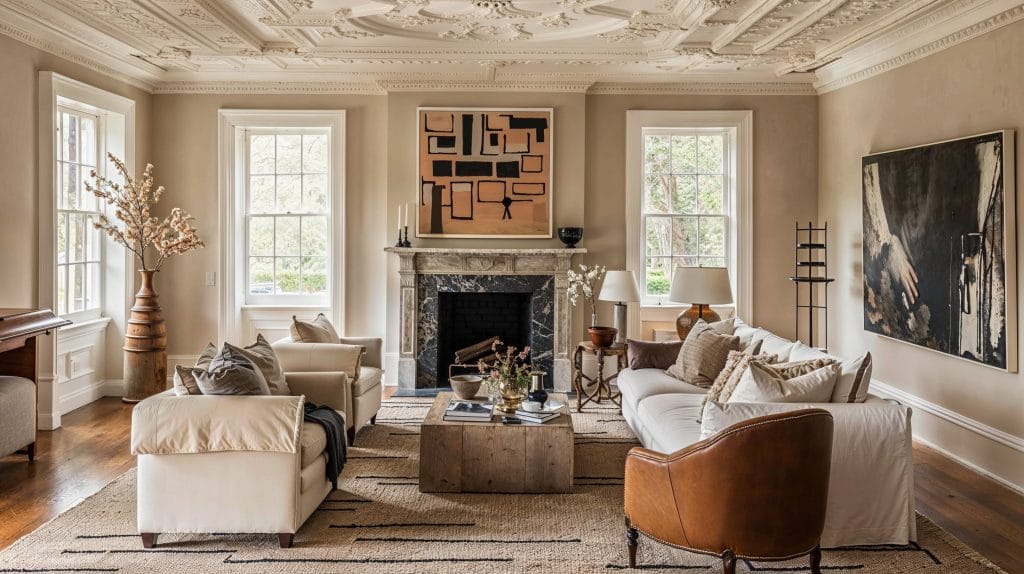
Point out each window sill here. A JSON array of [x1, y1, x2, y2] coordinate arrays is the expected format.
[[240, 304, 330, 310], [58, 316, 112, 338]]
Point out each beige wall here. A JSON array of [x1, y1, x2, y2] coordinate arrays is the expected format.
[[150, 93, 389, 354], [819, 19, 1024, 490], [585, 94, 819, 339], [0, 32, 152, 309]]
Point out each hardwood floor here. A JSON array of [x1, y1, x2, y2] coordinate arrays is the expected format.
[[0, 394, 1022, 574]]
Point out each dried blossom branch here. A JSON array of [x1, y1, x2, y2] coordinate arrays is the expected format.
[[86, 153, 204, 271]]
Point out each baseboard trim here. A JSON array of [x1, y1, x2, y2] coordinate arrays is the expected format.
[[870, 380, 1024, 455], [102, 379, 124, 397], [912, 434, 1024, 497], [58, 379, 108, 414]]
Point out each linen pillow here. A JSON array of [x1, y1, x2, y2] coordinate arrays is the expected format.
[[787, 341, 834, 362], [333, 344, 365, 381], [290, 313, 340, 343], [172, 343, 217, 396], [626, 339, 684, 370], [707, 317, 736, 335], [729, 361, 839, 404], [831, 352, 873, 403], [699, 350, 776, 421], [769, 357, 838, 379], [236, 334, 291, 396], [192, 344, 271, 396], [666, 320, 741, 388], [732, 317, 760, 351]]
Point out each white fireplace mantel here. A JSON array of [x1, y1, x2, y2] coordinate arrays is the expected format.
[[385, 247, 586, 391]]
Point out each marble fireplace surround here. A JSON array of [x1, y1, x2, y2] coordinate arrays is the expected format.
[[384, 247, 586, 391]]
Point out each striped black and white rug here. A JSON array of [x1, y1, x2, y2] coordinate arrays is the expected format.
[[0, 397, 1005, 573]]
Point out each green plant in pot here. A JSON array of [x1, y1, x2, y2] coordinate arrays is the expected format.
[[568, 264, 617, 347], [479, 340, 532, 413]]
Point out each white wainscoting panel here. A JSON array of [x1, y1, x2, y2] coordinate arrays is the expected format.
[[56, 317, 111, 415]]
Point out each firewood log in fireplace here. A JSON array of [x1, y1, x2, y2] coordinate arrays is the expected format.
[[454, 336, 501, 365]]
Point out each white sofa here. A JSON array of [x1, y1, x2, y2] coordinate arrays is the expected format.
[[272, 336, 383, 444], [619, 325, 916, 549], [132, 391, 340, 548]]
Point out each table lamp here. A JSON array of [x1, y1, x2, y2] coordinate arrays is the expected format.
[[598, 270, 641, 345], [669, 266, 733, 340]]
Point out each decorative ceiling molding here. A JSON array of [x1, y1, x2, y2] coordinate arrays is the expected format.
[[0, 0, 1016, 97], [814, 0, 1024, 92]]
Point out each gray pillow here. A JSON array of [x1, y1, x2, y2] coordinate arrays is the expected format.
[[173, 343, 217, 396], [192, 344, 271, 396], [237, 334, 291, 396]]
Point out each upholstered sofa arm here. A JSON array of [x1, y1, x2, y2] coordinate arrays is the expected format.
[[285, 371, 350, 413], [272, 342, 358, 373], [131, 391, 304, 456], [338, 337, 383, 368], [624, 447, 689, 544]]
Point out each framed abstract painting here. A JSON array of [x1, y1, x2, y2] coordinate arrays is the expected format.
[[862, 130, 1016, 371], [416, 107, 553, 238]]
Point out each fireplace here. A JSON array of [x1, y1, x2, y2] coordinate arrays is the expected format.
[[417, 274, 554, 389], [385, 247, 585, 391]]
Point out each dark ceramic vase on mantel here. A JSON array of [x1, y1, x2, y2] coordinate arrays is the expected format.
[[122, 270, 168, 403], [557, 227, 583, 248]]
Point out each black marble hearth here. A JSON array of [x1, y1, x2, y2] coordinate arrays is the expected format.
[[416, 274, 554, 389]]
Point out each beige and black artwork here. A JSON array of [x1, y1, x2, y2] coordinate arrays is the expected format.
[[417, 108, 552, 238]]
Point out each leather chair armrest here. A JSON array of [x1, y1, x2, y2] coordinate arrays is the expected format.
[[285, 371, 350, 416], [338, 337, 383, 369], [624, 447, 689, 545]]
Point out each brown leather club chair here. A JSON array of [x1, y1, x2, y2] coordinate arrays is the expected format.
[[624, 409, 834, 573]]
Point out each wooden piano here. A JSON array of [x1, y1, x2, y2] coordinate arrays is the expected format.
[[0, 309, 71, 460]]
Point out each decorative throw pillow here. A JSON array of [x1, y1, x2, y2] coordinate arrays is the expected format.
[[733, 317, 759, 350], [707, 317, 736, 335], [787, 342, 834, 362], [329, 344, 365, 381], [769, 357, 838, 379], [729, 361, 839, 404], [666, 320, 741, 388], [236, 334, 291, 396], [831, 352, 873, 403], [698, 350, 776, 421], [192, 344, 271, 396], [754, 330, 797, 362], [626, 339, 684, 370], [172, 343, 217, 396], [290, 313, 339, 343]]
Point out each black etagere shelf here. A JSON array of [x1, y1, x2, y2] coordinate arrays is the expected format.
[[790, 222, 834, 350]]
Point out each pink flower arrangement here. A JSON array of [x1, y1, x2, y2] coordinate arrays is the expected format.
[[478, 338, 533, 392]]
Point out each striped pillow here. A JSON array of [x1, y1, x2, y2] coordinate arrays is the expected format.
[[831, 352, 873, 403], [666, 321, 740, 388]]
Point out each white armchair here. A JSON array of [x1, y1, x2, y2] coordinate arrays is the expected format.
[[272, 336, 383, 444]]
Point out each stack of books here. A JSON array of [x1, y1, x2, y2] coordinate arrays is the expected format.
[[514, 407, 562, 424], [443, 400, 495, 422]]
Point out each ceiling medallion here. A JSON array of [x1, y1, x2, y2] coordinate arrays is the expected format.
[[439, 21, 532, 41], [470, 0, 542, 18]]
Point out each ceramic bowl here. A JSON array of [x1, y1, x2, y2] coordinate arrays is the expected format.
[[449, 375, 483, 400], [521, 401, 543, 413]]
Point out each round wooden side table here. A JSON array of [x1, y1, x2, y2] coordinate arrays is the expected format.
[[573, 341, 626, 412]]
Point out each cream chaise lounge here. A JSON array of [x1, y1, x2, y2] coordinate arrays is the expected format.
[[272, 336, 383, 444], [132, 390, 340, 549]]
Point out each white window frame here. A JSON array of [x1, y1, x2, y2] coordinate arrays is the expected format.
[[55, 103, 105, 321], [626, 110, 753, 336], [218, 110, 345, 344]]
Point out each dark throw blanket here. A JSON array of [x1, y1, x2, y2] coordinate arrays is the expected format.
[[303, 403, 347, 489]]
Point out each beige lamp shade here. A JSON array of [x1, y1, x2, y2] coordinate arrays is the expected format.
[[669, 266, 733, 305], [599, 270, 641, 303]]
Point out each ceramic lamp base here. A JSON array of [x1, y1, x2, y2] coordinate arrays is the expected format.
[[675, 304, 721, 340]]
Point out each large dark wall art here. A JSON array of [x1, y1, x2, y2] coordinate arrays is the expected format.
[[862, 130, 1017, 371], [417, 107, 552, 238]]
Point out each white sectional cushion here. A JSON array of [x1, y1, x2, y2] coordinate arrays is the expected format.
[[635, 393, 705, 454], [732, 317, 760, 351], [728, 362, 839, 404], [618, 368, 705, 415], [754, 329, 797, 361]]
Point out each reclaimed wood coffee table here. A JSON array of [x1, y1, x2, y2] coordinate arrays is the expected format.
[[419, 392, 574, 494]]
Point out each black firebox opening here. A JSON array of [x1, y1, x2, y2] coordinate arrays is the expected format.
[[437, 292, 533, 386]]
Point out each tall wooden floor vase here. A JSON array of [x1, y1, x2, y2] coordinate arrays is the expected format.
[[123, 270, 167, 403]]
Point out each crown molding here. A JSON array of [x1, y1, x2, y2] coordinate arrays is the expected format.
[[153, 80, 386, 95], [814, 0, 1024, 93], [587, 81, 818, 95], [0, 6, 157, 93], [377, 78, 597, 92]]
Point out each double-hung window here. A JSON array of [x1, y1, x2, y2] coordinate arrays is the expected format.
[[244, 129, 331, 305], [626, 111, 752, 322], [56, 104, 103, 318]]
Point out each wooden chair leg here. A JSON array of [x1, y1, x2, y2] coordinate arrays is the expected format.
[[625, 518, 639, 568], [140, 533, 158, 549], [278, 533, 294, 548], [809, 545, 822, 574], [26, 442, 35, 462], [722, 550, 736, 574], [346, 426, 356, 446]]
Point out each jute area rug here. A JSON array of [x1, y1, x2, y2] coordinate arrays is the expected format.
[[0, 397, 1005, 573]]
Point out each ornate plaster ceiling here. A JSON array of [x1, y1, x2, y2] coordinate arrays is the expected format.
[[0, 0, 1020, 93]]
